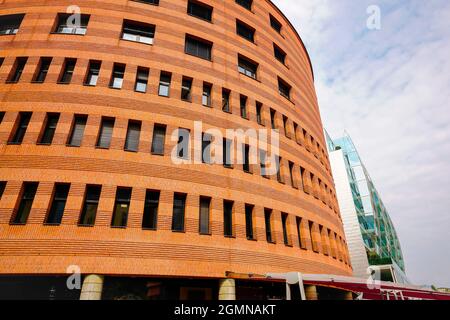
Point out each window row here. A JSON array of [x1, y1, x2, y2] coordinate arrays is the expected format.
[[0, 181, 349, 265], [0, 111, 338, 213], [1, 7, 291, 94], [0, 55, 328, 171]]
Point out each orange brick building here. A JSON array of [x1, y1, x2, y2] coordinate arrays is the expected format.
[[0, 0, 351, 300]]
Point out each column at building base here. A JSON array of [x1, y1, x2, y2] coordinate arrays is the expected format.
[[80, 274, 104, 300], [218, 278, 236, 300]]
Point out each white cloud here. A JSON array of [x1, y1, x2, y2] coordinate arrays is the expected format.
[[273, 0, 450, 286]]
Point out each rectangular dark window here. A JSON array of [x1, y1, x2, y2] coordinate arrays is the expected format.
[[110, 63, 125, 89], [223, 200, 234, 237], [134, 67, 149, 93], [181, 76, 192, 101], [151, 124, 166, 155], [283, 115, 289, 137], [202, 82, 212, 107], [245, 204, 254, 240], [96, 117, 115, 149], [274, 44, 286, 64], [264, 208, 273, 243], [0, 14, 25, 35], [0, 111, 4, 124], [240, 95, 248, 119], [236, 0, 252, 11], [133, 0, 159, 4], [289, 161, 296, 188], [142, 190, 160, 230], [45, 183, 70, 225], [158, 72, 171, 97], [202, 133, 212, 164], [172, 193, 186, 232], [39, 113, 60, 145], [177, 128, 190, 160], [259, 149, 268, 178], [243, 144, 250, 173], [223, 138, 232, 168], [124, 120, 141, 152], [0, 181, 6, 199], [199, 196, 211, 234], [54, 13, 90, 35], [111, 187, 132, 227], [84, 60, 101, 86], [7, 57, 27, 83], [282, 213, 289, 245], [79, 185, 101, 226], [9, 112, 31, 144], [67, 115, 87, 147], [256, 102, 263, 125], [293, 122, 299, 142], [0, 57, 4, 68], [270, 15, 282, 33], [236, 20, 255, 43], [121, 20, 155, 45], [278, 77, 291, 100], [12, 182, 38, 224], [58, 58, 76, 84], [238, 55, 258, 79], [188, 0, 213, 22], [185, 35, 212, 61], [269, 109, 277, 130], [33, 57, 52, 83], [222, 88, 231, 112], [276, 156, 283, 183]]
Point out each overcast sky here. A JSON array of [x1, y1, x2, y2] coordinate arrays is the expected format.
[[272, 0, 450, 286]]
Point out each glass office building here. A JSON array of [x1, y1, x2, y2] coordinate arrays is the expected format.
[[326, 132, 407, 283]]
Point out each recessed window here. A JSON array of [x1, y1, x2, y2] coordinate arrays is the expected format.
[[111, 187, 132, 228], [45, 183, 70, 225], [202, 133, 213, 164], [142, 190, 160, 230], [58, 58, 76, 84], [33, 57, 52, 83], [172, 193, 186, 232], [109, 63, 125, 89], [236, 20, 255, 43], [202, 82, 212, 107], [296, 217, 305, 249], [67, 115, 87, 147], [151, 124, 166, 155], [259, 149, 268, 178], [282, 213, 290, 245], [9, 112, 31, 144], [243, 144, 250, 173], [185, 35, 212, 61], [222, 88, 231, 112], [240, 95, 248, 119], [84, 60, 101, 86], [124, 120, 141, 152], [223, 200, 234, 237], [199, 196, 211, 235], [177, 128, 190, 160], [54, 13, 90, 35], [245, 204, 255, 240], [276, 156, 283, 183], [270, 14, 282, 33], [121, 20, 155, 45], [283, 115, 289, 137], [11, 182, 38, 225], [133, 0, 159, 5], [236, 0, 252, 11], [256, 101, 263, 125], [270, 108, 276, 129], [188, 0, 213, 22], [289, 161, 296, 188], [7, 57, 28, 83], [0, 181, 6, 199], [135, 67, 149, 93], [274, 44, 286, 64], [278, 77, 292, 100], [181, 76, 193, 101], [39, 113, 60, 145], [158, 71, 171, 97], [79, 185, 102, 226], [0, 14, 25, 35], [264, 208, 273, 243], [223, 138, 233, 168], [96, 117, 115, 149], [238, 55, 258, 79], [0, 57, 4, 68]]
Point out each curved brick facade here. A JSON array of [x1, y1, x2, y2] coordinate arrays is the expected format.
[[0, 0, 352, 280]]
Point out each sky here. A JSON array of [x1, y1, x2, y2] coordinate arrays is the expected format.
[[272, 0, 450, 287]]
